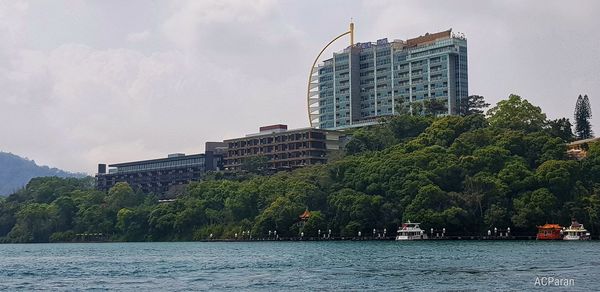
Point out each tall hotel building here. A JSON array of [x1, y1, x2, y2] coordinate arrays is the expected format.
[[315, 29, 468, 129]]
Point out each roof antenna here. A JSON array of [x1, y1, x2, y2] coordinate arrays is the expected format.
[[349, 18, 354, 46]]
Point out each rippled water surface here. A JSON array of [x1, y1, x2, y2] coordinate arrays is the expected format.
[[0, 241, 598, 291]]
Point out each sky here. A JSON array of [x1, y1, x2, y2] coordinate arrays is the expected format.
[[1, 0, 599, 174]]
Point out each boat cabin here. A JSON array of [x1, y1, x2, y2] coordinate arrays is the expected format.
[[563, 219, 591, 240], [536, 224, 563, 240], [396, 222, 427, 240]]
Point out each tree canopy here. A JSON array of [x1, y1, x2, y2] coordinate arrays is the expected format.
[[574, 94, 594, 139], [460, 95, 490, 116], [1, 94, 598, 243], [487, 94, 547, 132]]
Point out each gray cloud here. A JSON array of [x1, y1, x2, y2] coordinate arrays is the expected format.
[[0, 0, 598, 174]]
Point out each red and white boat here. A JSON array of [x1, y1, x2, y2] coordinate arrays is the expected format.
[[536, 224, 563, 240], [396, 221, 427, 240], [563, 220, 591, 240]]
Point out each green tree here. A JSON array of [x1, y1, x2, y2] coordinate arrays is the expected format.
[[345, 126, 396, 155], [75, 204, 114, 234], [387, 114, 432, 141], [484, 204, 510, 229], [535, 160, 578, 202], [52, 196, 77, 231], [462, 172, 508, 223], [411, 101, 424, 116], [224, 191, 258, 221], [302, 211, 326, 237], [410, 115, 486, 149], [116, 208, 135, 233], [394, 98, 411, 115], [342, 221, 363, 237], [403, 185, 467, 232], [497, 160, 537, 194], [423, 98, 448, 116], [459, 95, 490, 116], [547, 118, 575, 142], [148, 203, 176, 240], [470, 146, 511, 174], [580, 190, 600, 235], [106, 182, 142, 211], [173, 199, 206, 238], [49, 230, 76, 242], [487, 94, 547, 132], [0, 201, 17, 238], [512, 188, 557, 229], [588, 142, 600, 157], [328, 189, 382, 235], [241, 156, 270, 174], [116, 207, 149, 241], [8, 203, 57, 242], [574, 94, 594, 139], [252, 196, 304, 237]]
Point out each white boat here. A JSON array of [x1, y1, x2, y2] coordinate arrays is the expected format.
[[563, 220, 591, 240], [396, 221, 428, 240]]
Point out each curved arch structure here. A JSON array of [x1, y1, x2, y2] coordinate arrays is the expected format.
[[307, 23, 354, 128]]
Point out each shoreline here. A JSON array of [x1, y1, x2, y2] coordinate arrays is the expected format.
[[4, 235, 599, 244]]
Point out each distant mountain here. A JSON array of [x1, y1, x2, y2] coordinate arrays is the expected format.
[[0, 151, 86, 196]]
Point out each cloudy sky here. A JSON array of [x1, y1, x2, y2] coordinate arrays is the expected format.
[[1, 0, 599, 174]]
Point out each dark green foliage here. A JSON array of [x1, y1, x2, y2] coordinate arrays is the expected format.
[[423, 98, 448, 116], [344, 114, 433, 155], [512, 188, 557, 229], [2, 94, 600, 242], [344, 126, 396, 155], [487, 94, 547, 133], [459, 95, 490, 116], [394, 98, 411, 115], [574, 94, 594, 139], [302, 211, 326, 237], [547, 118, 575, 142], [241, 156, 270, 174], [403, 184, 467, 231], [8, 203, 57, 242], [388, 114, 433, 141]]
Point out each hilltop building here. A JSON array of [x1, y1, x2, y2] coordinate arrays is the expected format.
[[315, 29, 468, 129], [223, 124, 342, 171], [96, 142, 225, 194], [566, 137, 600, 160]]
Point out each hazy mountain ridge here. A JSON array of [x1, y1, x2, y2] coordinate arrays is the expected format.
[[0, 151, 86, 196]]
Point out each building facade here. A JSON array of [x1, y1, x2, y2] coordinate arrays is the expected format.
[[566, 137, 600, 160], [96, 149, 223, 195], [223, 124, 342, 171], [316, 29, 468, 129]]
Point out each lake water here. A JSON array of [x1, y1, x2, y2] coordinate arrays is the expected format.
[[0, 241, 597, 291]]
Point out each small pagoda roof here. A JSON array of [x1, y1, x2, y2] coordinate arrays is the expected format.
[[299, 209, 311, 220], [537, 224, 562, 229]]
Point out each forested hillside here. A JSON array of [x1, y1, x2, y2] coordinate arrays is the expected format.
[[1, 94, 599, 243], [0, 152, 84, 196]]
